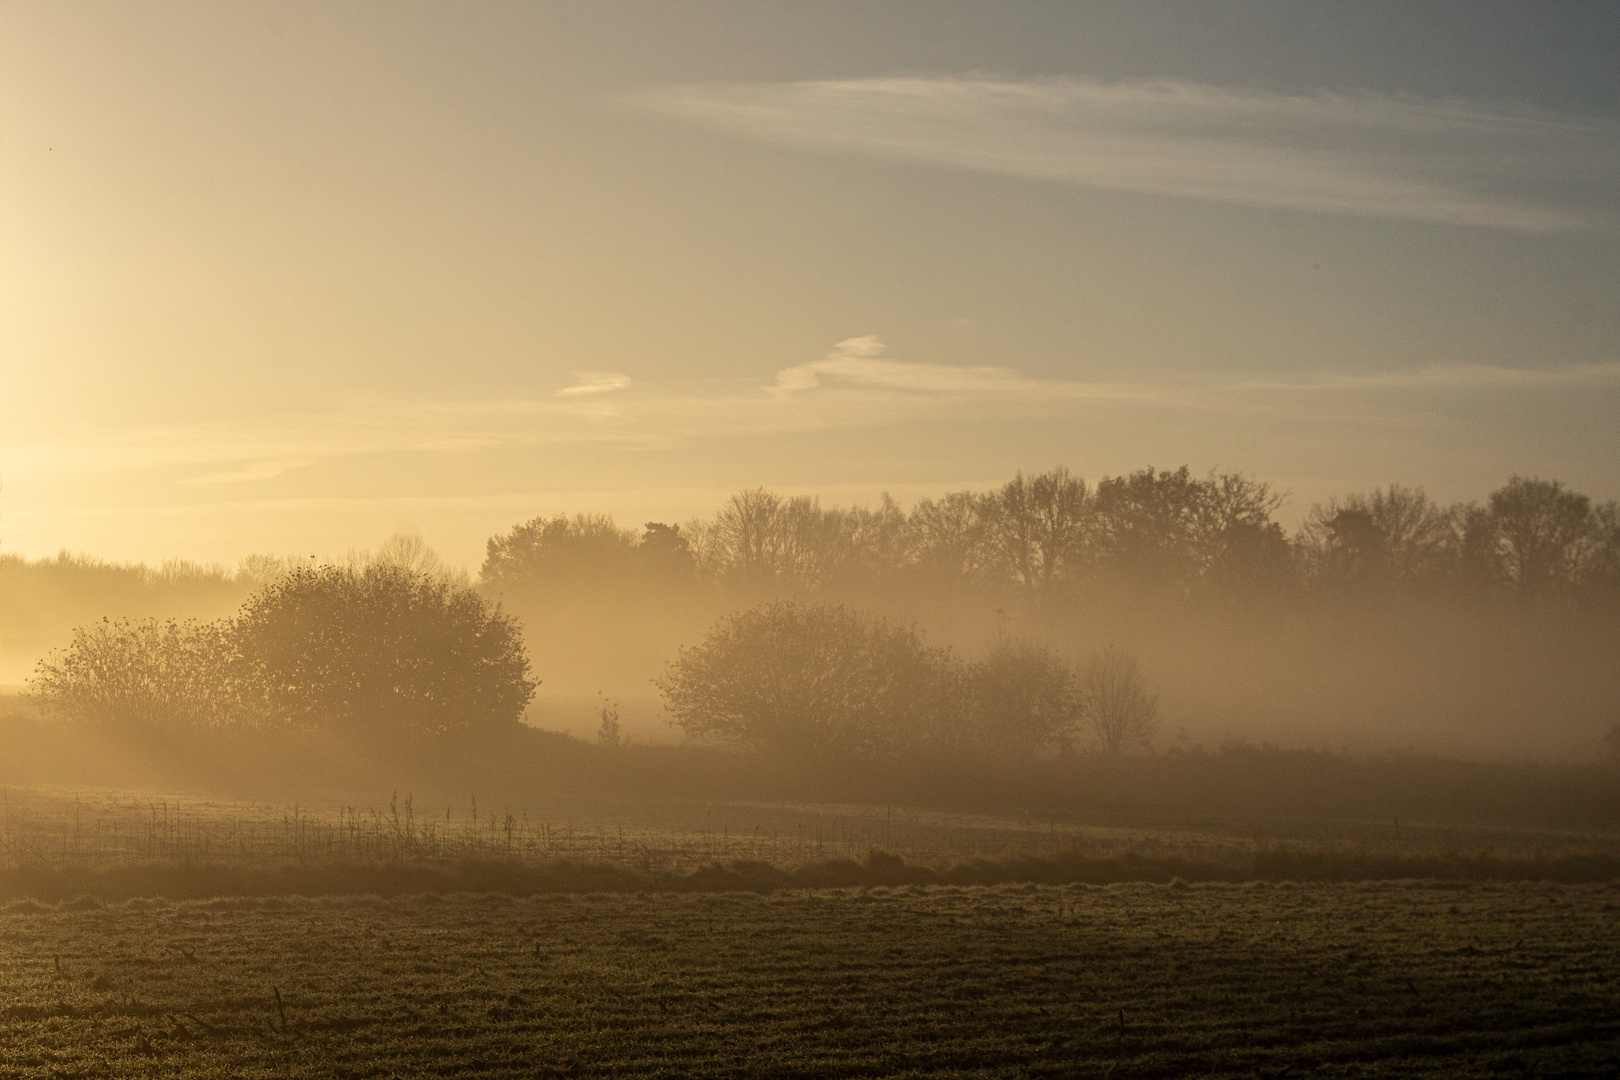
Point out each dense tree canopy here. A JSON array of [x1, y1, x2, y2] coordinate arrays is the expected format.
[[27, 465, 1618, 755], [482, 513, 638, 592], [483, 468, 1619, 610]]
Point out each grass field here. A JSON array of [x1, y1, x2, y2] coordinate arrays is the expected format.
[[2, 880, 1618, 1078], [4, 786, 1217, 872], [8, 784, 1620, 867], [4, 786, 1619, 1075]]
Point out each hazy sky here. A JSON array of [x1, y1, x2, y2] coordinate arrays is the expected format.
[[4, 1, 1619, 571]]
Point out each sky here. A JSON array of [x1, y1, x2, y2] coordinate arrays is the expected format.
[[3, 1, 1619, 572]]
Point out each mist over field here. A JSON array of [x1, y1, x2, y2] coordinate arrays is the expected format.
[[5, 3, 1620, 1076], [6, 468, 1618, 766]]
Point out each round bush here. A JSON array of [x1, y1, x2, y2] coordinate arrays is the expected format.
[[232, 564, 536, 737]]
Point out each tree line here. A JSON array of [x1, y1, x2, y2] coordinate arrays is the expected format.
[[482, 469, 1620, 608], [19, 464, 1619, 757]]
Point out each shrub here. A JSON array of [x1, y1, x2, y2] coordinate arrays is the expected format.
[[960, 636, 1083, 757], [29, 617, 243, 731], [658, 601, 951, 760], [28, 565, 537, 740], [232, 564, 537, 737]]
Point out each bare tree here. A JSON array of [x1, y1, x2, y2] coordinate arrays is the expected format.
[[687, 490, 901, 593], [775, 495, 856, 590], [370, 531, 470, 586], [1488, 476, 1597, 598], [909, 490, 998, 587], [988, 468, 1093, 594], [1080, 645, 1158, 753], [596, 698, 622, 748], [1584, 501, 1620, 603], [690, 488, 784, 587], [1297, 485, 1456, 589], [833, 495, 911, 592]]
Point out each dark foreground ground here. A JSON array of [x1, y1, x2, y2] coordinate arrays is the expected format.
[[2, 880, 1617, 1078]]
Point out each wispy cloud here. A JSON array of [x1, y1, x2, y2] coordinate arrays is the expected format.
[[181, 458, 317, 486], [557, 372, 632, 396], [1240, 362, 1620, 393], [7, 342, 1617, 484], [634, 77, 1620, 231], [767, 335, 1036, 397], [764, 338, 1620, 406]]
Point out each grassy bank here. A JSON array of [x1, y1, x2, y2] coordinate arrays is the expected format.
[[5, 846, 1620, 904], [4, 713, 1619, 831]]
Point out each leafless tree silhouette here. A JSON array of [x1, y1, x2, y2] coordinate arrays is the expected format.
[[1081, 645, 1158, 754]]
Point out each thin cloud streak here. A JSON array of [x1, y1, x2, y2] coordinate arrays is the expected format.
[[7, 343, 1617, 482], [557, 372, 633, 396], [767, 335, 1036, 397], [634, 77, 1620, 231], [181, 458, 318, 486], [1240, 362, 1620, 392]]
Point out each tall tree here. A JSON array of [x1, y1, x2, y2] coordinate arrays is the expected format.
[[1487, 477, 1596, 598], [637, 522, 696, 585], [1080, 645, 1159, 754], [692, 489, 784, 588], [1095, 467, 1285, 594], [1094, 466, 1210, 590], [1582, 501, 1620, 606], [988, 468, 1093, 595], [481, 514, 637, 594], [907, 490, 998, 589], [1297, 485, 1456, 590]]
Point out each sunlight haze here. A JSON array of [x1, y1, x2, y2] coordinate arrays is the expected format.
[[3, 2, 1618, 569], [5, 11, 1620, 1073]]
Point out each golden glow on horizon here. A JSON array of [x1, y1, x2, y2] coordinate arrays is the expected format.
[[1, 2, 1617, 571]]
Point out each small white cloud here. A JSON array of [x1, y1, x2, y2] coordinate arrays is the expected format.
[[557, 372, 632, 396], [182, 458, 316, 486], [835, 334, 886, 359]]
